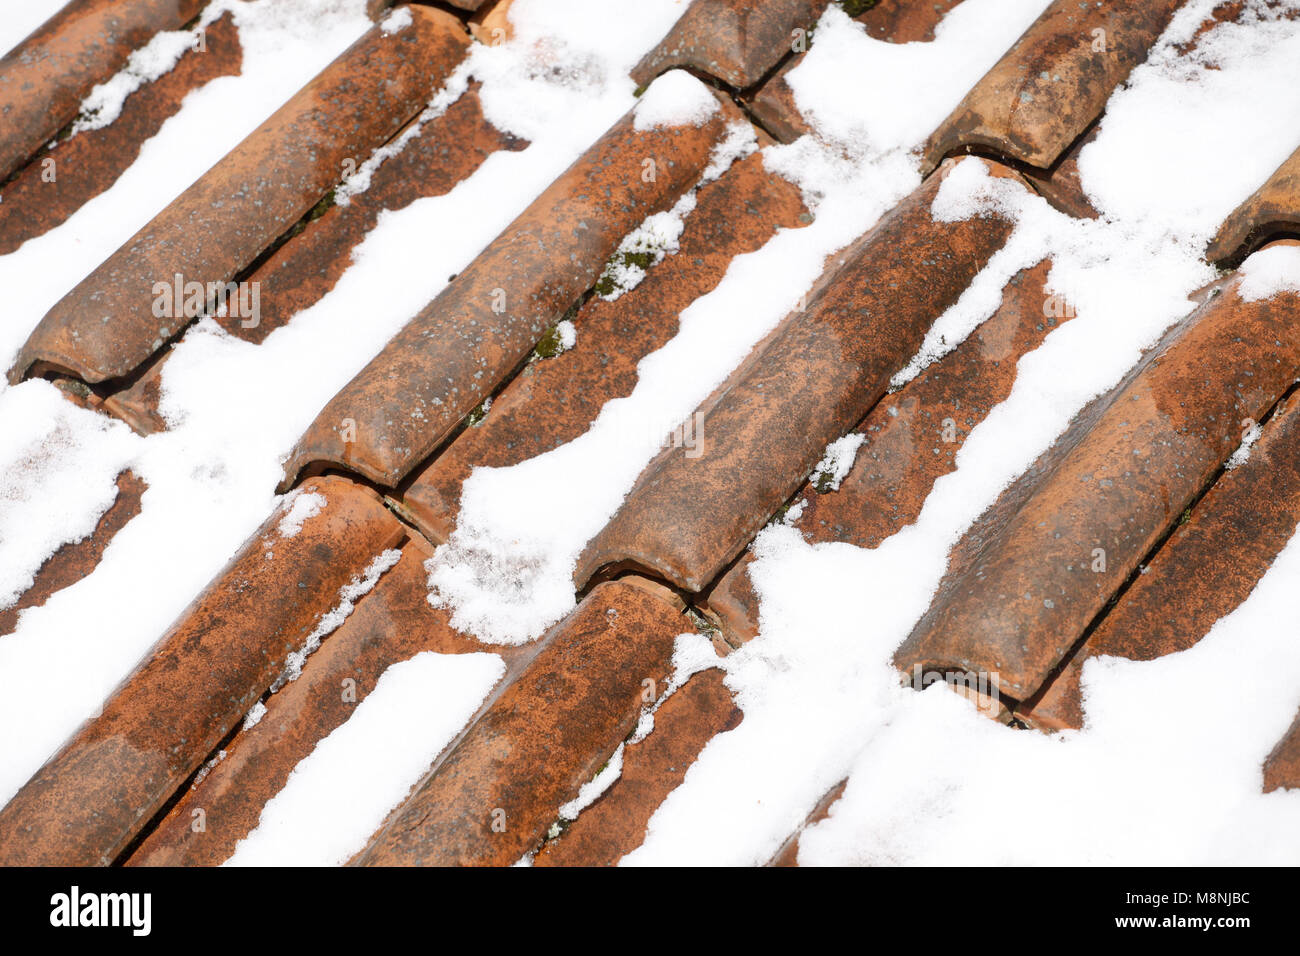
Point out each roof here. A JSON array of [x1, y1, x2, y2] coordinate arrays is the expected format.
[[0, 0, 1298, 866]]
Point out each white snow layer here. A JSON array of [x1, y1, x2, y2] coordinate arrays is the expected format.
[[1238, 241, 1300, 302], [224, 651, 505, 866], [633, 67, 720, 131]]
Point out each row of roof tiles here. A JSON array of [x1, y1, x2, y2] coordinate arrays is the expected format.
[[0, 0, 1298, 865]]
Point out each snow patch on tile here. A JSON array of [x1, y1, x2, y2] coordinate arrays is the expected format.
[[225, 650, 505, 866], [380, 5, 412, 34], [1226, 419, 1263, 470], [810, 433, 865, 492], [596, 121, 756, 301], [633, 68, 719, 131], [275, 490, 325, 538], [271, 548, 402, 692], [555, 319, 577, 351], [71, 19, 206, 135], [1237, 242, 1300, 303], [0, 382, 141, 610], [557, 743, 624, 824]]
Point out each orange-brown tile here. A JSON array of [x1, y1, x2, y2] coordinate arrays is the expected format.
[[922, 0, 1182, 172], [280, 92, 747, 491], [9, 6, 471, 387], [575, 158, 1025, 595], [1022, 393, 1300, 731], [1264, 708, 1300, 793], [630, 0, 828, 90], [895, 260, 1300, 702], [534, 666, 741, 866], [352, 578, 686, 866]]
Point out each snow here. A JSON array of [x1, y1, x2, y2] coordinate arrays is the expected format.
[[555, 319, 577, 352], [1238, 241, 1300, 302], [811, 434, 865, 493], [0, 0, 73, 59], [224, 650, 505, 866], [71, 21, 207, 135], [380, 5, 412, 34], [783, 1, 1051, 155], [241, 699, 267, 731], [274, 490, 325, 538], [0, 383, 141, 610], [1077, 0, 1300, 240], [1226, 418, 1263, 471], [633, 67, 720, 131], [557, 744, 624, 824]]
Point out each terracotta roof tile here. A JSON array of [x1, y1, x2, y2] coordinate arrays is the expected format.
[[9, 7, 470, 386], [630, 0, 827, 90], [534, 665, 741, 866], [895, 255, 1300, 701], [0, 12, 243, 256], [575, 158, 1023, 593], [0, 0, 208, 182], [922, 0, 1183, 173], [1022, 387, 1300, 730], [280, 91, 746, 489]]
